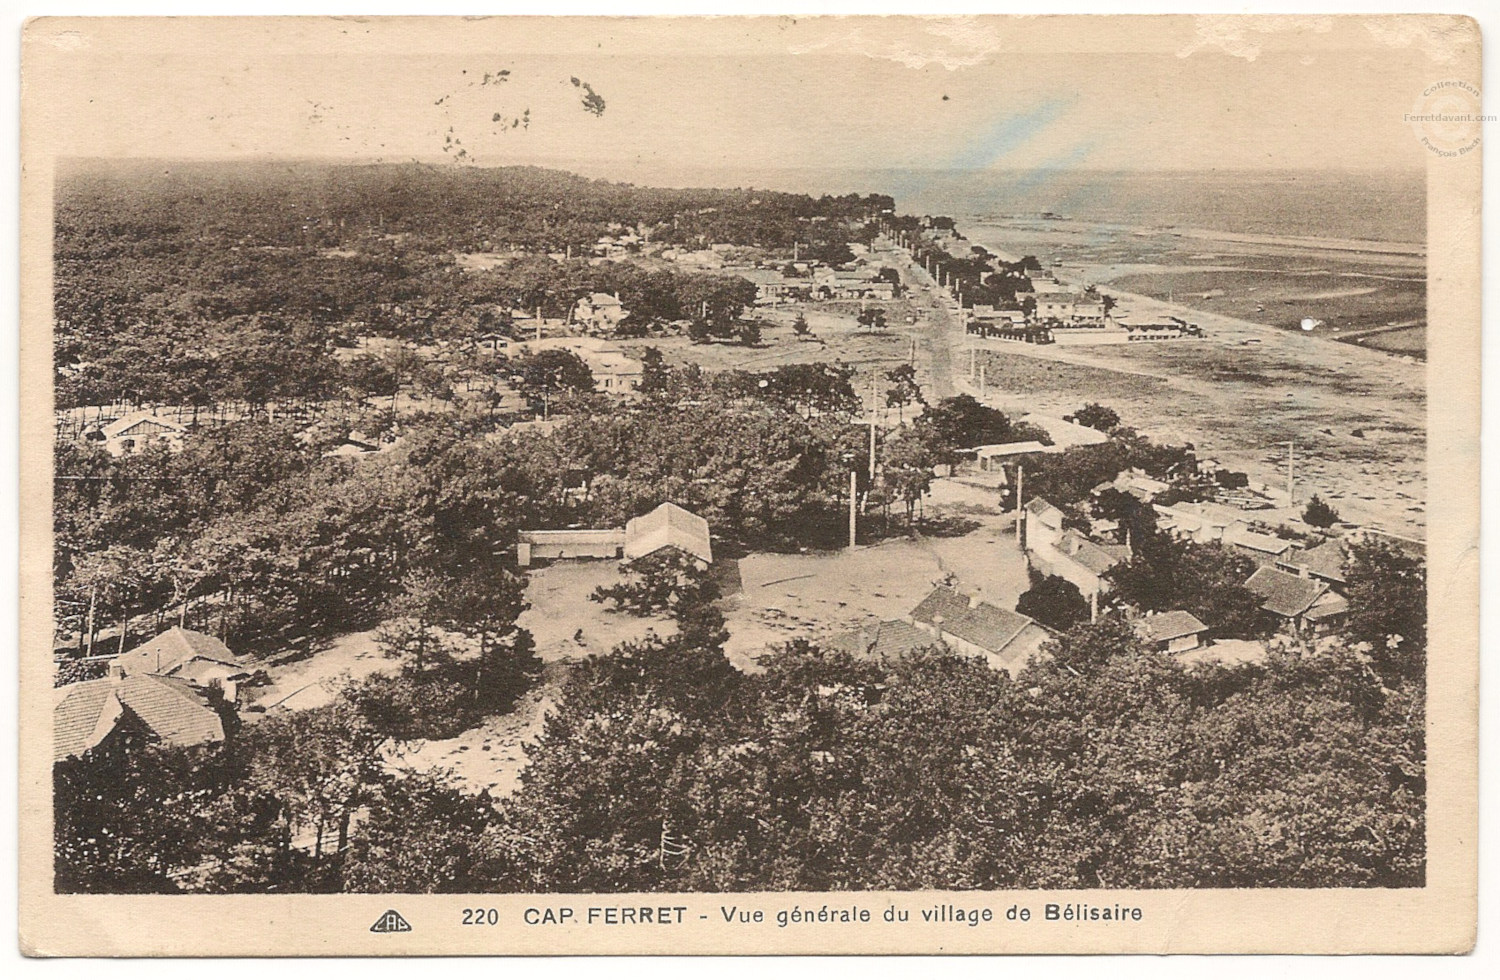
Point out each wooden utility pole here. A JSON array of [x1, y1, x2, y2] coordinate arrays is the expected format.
[[979, 364, 987, 399], [1016, 462, 1026, 549], [848, 469, 858, 549], [1287, 439, 1295, 503]]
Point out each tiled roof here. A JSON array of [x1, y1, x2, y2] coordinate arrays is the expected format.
[[943, 602, 1036, 656], [910, 586, 972, 627], [1058, 530, 1128, 576], [1137, 610, 1208, 643], [53, 679, 120, 763], [118, 675, 226, 748], [53, 674, 225, 762], [623, 502, 713, 563], [1304, 592, 1350, 621], [828, 620, 941, 660], [113, 627, 244, 679], [1245, 566, 1328, 619], [1227, 527, 1294, 556], [1284, 539, 1348, 583], [1025, 497, 1065, 528]]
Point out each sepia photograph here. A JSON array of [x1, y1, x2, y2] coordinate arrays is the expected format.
[[17, 12, 1480, 956]]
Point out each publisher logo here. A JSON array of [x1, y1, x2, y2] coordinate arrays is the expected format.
[[1407, 80, 1486, 157], [370, 909, 413, 933]]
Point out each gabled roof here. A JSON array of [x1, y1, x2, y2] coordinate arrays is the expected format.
[[101, 412, 187, 440], [1304, 591, 1350, 621], [1019, 413, 1110, 448], [1245, 566, 1328, 619], [909, 585, 972, 627], [113, 627, 245, 680], [53, 678, 123, 763], [942, 602, 1037, 656], [827, 620, 940, 660], [1284, 539, 1348, 583], [1058, 529, 1128, 576], [1227, 527, 1295, 556], [976, 441, 1051, 459], [1137, 610, 1208, 644], [54, 674, 226, 763], [1025, 496, 1065, 529], [623, 502, 713, 563]]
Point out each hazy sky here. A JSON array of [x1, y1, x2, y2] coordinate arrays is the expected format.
[[24, 15, 1470, 180]]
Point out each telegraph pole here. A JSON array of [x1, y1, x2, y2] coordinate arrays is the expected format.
[[1016, 462, 1026, 549], [849, 469, 858, 549]]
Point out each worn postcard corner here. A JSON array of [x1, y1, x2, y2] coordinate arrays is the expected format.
[[17, 12, 1480, 957]]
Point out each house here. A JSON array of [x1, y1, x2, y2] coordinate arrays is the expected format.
[[90, 412, 188, 456], [973, 441, 1052, 473], [112, 627, 251, 697], [515, 337, 644, 394], [572, 292, 628, 334], [1136, 610, 1208, 653], [909, 585, 973, 632], [907, 586, 1049, 676], [1275, 538, 1349, 586], [1023, 496, 1067, 545], [1025, 522, 1129, 621], [1224, 525, 1296, 566], [580, 345, 644, 394], [624, 502, 713, 566], [1017, 413, 1110, 449], [1244, 566, 1349, 635], [736, 267, 799, 304], [54, 673, 229, 763], [825, 619, 942, 661], [516, 502, 711, 568]]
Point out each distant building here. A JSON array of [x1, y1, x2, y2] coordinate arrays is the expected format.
[[54, 673, 230, 763], [112, 627, 251, 697], [973, 441, 1052, 472], [1017, 413, 1110, 450], [1022, 498, 1128, 621], [1136, 611, 1208, 653], [516, 502, 712, 568], [515, 337, 643, 394], [736, 267, 800, 304], [1275, 538, 1349, 586], [88, 412, 188, 456], [572, 292, 628, 334]]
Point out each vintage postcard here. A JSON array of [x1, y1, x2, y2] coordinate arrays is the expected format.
[[18, 14, 1480, 955]]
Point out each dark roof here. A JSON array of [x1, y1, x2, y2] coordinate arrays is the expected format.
[[1058, 530, 1128, 576], [827, 620, 941, 660], [1284, 539, 1348, 583], [54, 678, 119, 763], [54, 674, 226, 762], [113, 627, 244, 679], [1137, 610, 1208, 643], [943, 602, 1036, 656], [1245, 566, 1328, 618], [1304, 592, 1350, 621], [1025, 497, 1065, 527], [910, 586, 972, 626]]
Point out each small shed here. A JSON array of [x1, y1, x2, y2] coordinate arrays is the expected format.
[[1136, 610, 1208, 653]]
